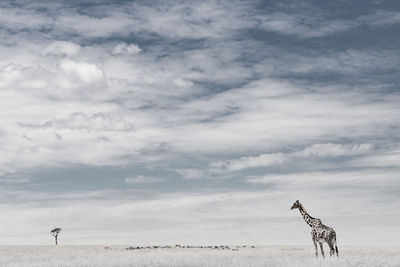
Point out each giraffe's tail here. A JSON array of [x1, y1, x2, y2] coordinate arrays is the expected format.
[[335, 237, 339, 257]]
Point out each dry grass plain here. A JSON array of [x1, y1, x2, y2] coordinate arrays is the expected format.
[[0, 245, 399, 267]]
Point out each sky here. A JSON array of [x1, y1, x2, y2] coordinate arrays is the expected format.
[[0, 0, 400, 245]]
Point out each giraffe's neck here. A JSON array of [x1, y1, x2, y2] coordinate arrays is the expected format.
[[299, 204, 320, 228]]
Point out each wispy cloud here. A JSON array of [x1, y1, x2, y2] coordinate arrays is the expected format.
[[112, 43, 142, 55], [294, 143, 372, 158], [176, 169, 206, 180], [246, 168, 400, 208], [124, 176, 164, 184], [210, 153, 287, 173], [44, 41, 81, 56], [193, 143, 373, 174], [258, 10, 400, 38], [259, 12, 357, 38], [21, 112, 135, 132], [351, 150, 400, 168]]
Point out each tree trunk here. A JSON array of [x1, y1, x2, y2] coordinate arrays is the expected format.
[[55, 235, 58, 245]]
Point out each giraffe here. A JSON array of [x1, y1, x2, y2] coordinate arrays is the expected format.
[[291, 200, 338, 258]]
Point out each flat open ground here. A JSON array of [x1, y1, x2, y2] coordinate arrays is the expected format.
[[0, 245, 399, 267]]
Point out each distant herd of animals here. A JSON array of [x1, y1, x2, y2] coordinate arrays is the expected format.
[[50, 200, 338, 258], [125, 245, 255, 251]]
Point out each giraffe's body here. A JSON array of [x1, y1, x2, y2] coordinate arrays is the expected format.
[[291, 200, 338, 258]]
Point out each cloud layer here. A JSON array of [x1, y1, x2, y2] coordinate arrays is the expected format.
[[0, 0, 399, 245]]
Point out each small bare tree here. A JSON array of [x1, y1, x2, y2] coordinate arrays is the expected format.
[[50, 227, 62, 245]]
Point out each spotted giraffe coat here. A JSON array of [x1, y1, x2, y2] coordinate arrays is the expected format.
[[291, 200, 338, 257]]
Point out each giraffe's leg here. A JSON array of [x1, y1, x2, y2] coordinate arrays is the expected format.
[[328, 241, 335, 256], [319, 242, 325, 258], [312, 231, 318, 258], [335, 242, 339, 257], [313, 240, 318, 258]]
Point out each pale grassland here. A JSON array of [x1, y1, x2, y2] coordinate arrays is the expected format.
[[0, 245, 399, 267]]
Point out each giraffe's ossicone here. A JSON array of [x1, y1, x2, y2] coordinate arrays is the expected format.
[[291, 200, 339, 258]]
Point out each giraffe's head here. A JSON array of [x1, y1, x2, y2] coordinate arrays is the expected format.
[[290, 200, 300, 210]]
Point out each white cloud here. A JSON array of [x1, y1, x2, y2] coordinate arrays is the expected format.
[[112, 43, 142, 55], [207, 143, 372, 173], [259, 12, 357, 38], [246, 169, 400, 193], [0, 43, 397, 173], [210, 153, 287, 173], [0, 6, 52, 31], [351, 150, 400, 168], [59, 59, 104, 84], [124, 175, 164, 184], [294, 143, 372, 158], [25, 112, 135, 132], [177, 169, 206, 180], [0, 177, 30, 184], [253, 49, 400, 78], [259, 10, 400, 38], [0, 0, 249, 41], [0, 64, 24, 88], [359, 10, 400, 26], [44, 41, 81, 56], [173, 78, 193, 87], [0, 64, 49, 90]]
